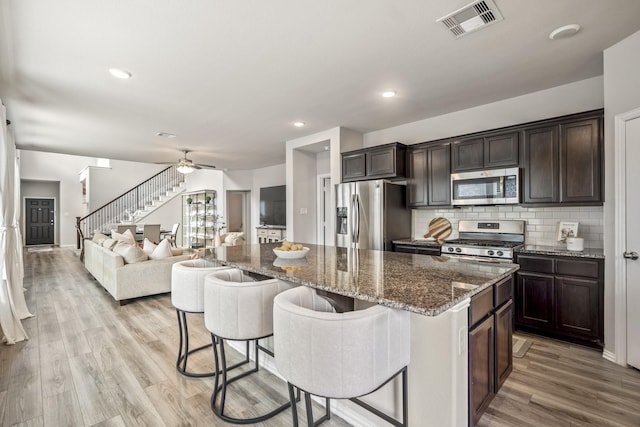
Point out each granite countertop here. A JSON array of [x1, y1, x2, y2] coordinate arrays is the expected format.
[[517, 245, 604, 259], [392, 238, 442, 247], [205, 243, 519, 316]]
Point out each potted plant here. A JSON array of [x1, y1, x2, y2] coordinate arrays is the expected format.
[[186, 197, 193, 204], [205, 195, 212, 204]]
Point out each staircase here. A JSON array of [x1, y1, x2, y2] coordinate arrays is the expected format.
[[76, 166, 185, 243]]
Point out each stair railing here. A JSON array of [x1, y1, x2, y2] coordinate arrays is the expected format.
[[76, 165, 184, 258]]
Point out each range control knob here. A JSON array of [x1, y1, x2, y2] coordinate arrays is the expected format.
[[447, 247, 454, 252], [487, 250, 495, 256], [497, 250, 504, 257], [455, 248, 462, 253]]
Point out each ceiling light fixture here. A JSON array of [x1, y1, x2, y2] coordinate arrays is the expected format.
[[156, 132, 176, 138], [549, 24, 581, 40], [176, 164, 195, 174], [294, 121, 305, 127], [382, 91, 397, 98], [108, 68, 132, 79]]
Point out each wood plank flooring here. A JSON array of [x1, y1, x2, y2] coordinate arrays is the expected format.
[[1, 248, 640, 426]]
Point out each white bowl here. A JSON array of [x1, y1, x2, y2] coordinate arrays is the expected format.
[[273, 247, 310, 259]]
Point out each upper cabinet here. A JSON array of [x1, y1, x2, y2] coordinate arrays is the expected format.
[[341, 142, 407, 182], [522, 111, 602, 206], [451, 132, 519, 172], [407, 141, 451, 208]]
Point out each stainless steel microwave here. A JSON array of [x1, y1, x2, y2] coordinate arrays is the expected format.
[[451, 167, 520, 206]]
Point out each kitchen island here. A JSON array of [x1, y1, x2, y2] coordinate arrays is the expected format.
[[205, 243, 519, 426]]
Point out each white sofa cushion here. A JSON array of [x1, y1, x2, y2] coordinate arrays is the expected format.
[[92, 232, 108, 244], [113, 241, 149, 264], [142, 238, 157, 255], [149, 239, 173, 260], [102, 238, 117, 249], [112, 229, 136, 245]]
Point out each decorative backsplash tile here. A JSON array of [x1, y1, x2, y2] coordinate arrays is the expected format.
[[413, 206, 604, 249]]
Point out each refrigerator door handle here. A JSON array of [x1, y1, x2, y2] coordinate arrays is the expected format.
[[354, 194, 360, 246], [351, 194, 357, 246]]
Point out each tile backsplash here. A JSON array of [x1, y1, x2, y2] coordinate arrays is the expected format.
[[413, 206, 604, 249]]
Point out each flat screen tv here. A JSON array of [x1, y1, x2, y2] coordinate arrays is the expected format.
[[260, 185, 286, 226]]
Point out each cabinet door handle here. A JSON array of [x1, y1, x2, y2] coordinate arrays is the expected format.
[[624, 251, 639, 260]]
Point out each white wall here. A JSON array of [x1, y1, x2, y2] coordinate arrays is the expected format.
[[224, 165, 286, 242], [364, 76, 604, 147], [603, 29, 640, 355]]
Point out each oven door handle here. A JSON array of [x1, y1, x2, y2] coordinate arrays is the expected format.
[[443, 254, 515, 264]]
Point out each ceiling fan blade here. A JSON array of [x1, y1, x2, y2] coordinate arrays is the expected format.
[[197, 163, 217, 169]]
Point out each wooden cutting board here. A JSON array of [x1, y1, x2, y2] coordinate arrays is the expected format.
[[423, 217, 452, 243]]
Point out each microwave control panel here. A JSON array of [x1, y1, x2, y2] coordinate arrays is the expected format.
[[504, 176, 518, 198]]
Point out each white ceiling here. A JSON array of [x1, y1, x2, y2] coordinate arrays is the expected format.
[[1, 1, 639, 171]]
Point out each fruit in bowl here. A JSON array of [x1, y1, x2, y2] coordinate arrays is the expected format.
[[273, 241, 310, 259]]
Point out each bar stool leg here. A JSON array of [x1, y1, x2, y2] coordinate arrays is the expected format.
[[175, 309, 215, 378]]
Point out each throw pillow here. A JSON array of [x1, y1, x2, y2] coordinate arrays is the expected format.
[[92, 232, 108, 244], [224, 232, 244, 244], [113, 241, 149, 264], [149, 238, 173, 260], [142, 238, 157, 255], [111, 229, 136, 245], [102, 238, 117, 250]]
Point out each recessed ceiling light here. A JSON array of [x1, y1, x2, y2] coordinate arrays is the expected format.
[[549, 24, 581, 40], [382, 91, 397, 98], [294, 121, 305, 127], [108, 68, 132, 79], [156, 132, 176, 138]]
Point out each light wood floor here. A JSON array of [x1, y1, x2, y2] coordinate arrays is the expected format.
[[2, 248, 640, 426]]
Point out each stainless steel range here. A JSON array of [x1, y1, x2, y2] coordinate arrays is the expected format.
[[441, 220, 525, 262]]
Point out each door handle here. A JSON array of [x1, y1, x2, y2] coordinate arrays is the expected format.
[[624, 251, 639, 260]]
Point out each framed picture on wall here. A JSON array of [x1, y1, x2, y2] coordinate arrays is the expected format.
[[557, 221, 579, 243]]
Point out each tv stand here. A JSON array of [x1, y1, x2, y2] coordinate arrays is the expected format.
[[256, 226, 286, 243]]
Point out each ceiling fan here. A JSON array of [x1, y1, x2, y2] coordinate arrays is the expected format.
[[159, 149, 217, 174]]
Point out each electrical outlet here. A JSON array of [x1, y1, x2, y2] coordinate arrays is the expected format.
[[299, 207, 308, 215]]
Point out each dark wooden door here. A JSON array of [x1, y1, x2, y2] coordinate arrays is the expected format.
[[516, 272, 555, 330], [407, 148, 427, 207], [523, 125, 559, 204], [452, 137, 483, 172], [25, 198, 55, 245], [485, 132, 519, 168], [469, 315, 495, 426], [427, 142, 451, 206], [494, 300, 513, 391], [556, 276, 600, 340], [341, 152, 366, 182], [559, 118, 602, 203]]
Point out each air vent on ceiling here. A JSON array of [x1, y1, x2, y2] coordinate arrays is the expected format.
[[437, 0, 504, 38]]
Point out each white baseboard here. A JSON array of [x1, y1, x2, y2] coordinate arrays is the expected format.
[[602, 348, 617, 364]]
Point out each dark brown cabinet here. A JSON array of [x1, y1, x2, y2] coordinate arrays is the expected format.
[[522, 111, 602, 206], [407, 142, 451, 208], [452, 132, 518, 172], [341, 142, 406, 182], [469, 276, 513, 426], [515, 254, 603, 348], [469, 315, 495, 426]]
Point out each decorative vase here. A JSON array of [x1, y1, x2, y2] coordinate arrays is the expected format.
[[214, 230, 222, 247]]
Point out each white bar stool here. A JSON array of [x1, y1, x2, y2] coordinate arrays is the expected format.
[[273, 286, 411, 427], [171, 259, 229, 378], [204, 268, 294, 424]]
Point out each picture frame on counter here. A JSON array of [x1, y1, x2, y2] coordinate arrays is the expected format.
[[556, 221, 579, 243]]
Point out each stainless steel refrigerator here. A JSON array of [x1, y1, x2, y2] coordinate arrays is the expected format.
[[335, 180, 411, 251]]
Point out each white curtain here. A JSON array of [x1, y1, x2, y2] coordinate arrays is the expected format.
[[0, 100, 32, 344]]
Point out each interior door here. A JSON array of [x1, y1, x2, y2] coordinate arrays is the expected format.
[[25, 198, 55, 245], [625, 115, 640, 369]]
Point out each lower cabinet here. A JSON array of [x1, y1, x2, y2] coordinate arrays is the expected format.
[[515, 254, 603, 348], [469, 276, 513, 426], [256, 227, 286, 243]]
